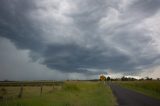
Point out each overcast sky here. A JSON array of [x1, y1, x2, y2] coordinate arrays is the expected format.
[[0, 0, 160, 80]]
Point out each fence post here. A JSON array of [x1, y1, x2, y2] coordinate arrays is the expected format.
[[52, 81, 54, 90], [18, 84, 23, 98], [40, 83, 43, 95]]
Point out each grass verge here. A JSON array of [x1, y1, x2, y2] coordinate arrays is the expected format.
[[115, 81, 160, 100], [0, 81, 116, 106]]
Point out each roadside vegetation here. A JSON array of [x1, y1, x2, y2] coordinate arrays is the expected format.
[[0, 81, 116, 106], [115, 80, 160, 99]]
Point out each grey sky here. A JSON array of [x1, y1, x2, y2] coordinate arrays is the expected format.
[[0, 0, 160, 80]]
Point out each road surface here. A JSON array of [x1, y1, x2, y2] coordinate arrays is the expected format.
[[109, 83, 160, 106]]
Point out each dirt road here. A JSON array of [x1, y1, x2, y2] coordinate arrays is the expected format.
[[109, 83, 160, 106]]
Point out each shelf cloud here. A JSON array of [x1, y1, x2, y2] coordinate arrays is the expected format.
[[0, 0, 160, 80]]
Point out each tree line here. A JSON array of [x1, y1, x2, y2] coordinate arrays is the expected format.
[[100, 75, 160, 81]]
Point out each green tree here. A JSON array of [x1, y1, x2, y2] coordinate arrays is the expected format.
[[107, 76, 111, 81]]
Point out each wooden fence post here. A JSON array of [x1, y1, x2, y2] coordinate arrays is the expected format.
[[52, 81, 54, 90], [18, 84, 23, 98], [40, 83, 43, 95]]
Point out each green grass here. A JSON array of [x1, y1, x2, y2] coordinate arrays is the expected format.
[[0, 81, 116, 106], [115, 80, 160, 99]]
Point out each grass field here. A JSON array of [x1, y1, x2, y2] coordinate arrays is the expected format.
[[0, 81, 116, 106], [115, 80, 160, 99]]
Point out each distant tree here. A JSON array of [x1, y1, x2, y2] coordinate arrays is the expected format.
[[121, 76, 127, 81], [4, 79, 9, 82], [139, 78, 144, 81], [111, 78, 119, 81], [145, 77, 152, 80], [107, 76, 111, 81], [121, 76, 137, 81], [157, 78, 160, 80]]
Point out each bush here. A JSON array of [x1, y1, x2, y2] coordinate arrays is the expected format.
[[63, 83, 80, 91]]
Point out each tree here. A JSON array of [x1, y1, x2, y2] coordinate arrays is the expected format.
[[145, 77, 152, 80], [107, 76, 111, 81], [121, 76, 127, 81]]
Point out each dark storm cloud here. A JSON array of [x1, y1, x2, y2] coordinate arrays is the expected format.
[[128, 0, 160, 17], [41, 43, 131, 73], [0, 0, 44, 51], [0, 0, 160, 77]]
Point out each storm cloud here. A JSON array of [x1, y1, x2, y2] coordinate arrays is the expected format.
[[0, 0, 160, 80]]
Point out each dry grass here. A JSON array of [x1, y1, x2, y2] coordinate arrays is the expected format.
[[0, 81, 116, 106]]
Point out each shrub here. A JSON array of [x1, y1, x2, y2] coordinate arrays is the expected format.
[[63, 83, 80, 91]]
